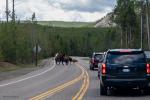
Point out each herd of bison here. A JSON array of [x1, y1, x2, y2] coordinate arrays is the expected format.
[[55, 53, 77, 65]]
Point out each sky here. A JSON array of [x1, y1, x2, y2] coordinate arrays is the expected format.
[[0, 0, 116, 22]]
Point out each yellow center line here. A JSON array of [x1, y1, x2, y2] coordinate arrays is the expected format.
[[29, 63, 85, 100], [72, 63, 90, 100], [78, 71, 89, 100], [30, 73, 84, 100], [72, 75, 86, 100]]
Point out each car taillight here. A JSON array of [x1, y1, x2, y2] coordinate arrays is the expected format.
[[102, 63, 106, 74], [147, 64, 150, 74]]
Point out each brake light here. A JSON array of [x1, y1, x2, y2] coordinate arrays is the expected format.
[[102, 63, 106, 74], [147, 64, 150, 74]]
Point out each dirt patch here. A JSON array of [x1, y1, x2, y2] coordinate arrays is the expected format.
[[0, 58, 53, 82], [0, 62, 17, 67], [0, 62, 19, 72]]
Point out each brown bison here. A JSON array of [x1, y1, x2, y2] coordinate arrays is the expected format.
[[55, 53, 73, 65]]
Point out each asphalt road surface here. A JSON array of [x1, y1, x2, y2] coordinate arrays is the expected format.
[[0, 57, 150, 100]]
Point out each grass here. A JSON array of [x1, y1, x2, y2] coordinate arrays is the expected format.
[[37, 21, 94, 28], [0, 66, 19, 72], [0, 58, 47, 72], [0, 62, 37, 72]]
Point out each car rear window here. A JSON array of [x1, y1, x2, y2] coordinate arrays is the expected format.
[[94, 54, 103, 61], [107, 52, 146, 64]]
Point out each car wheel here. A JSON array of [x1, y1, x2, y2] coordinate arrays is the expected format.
[[100, 83, 107, 95], [90, 65, 93, 70], [143, 87, 150, 95], [98, 73, 100, 79], [91, 67, 94, 70], [90, 66, 92, 70]]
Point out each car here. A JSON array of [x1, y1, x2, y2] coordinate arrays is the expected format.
[[89, 52, 103, 70], [99, 49, 150, 95]]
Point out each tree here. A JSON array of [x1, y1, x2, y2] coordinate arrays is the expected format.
[[31, 12, 37, 24], [113, 0, 139, 48], [146, 0, 150, 49]]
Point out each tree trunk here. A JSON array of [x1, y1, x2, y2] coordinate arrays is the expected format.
[[141, 15, 143, 49], [126, 28, 128, 48], [121, 29, 123, 48], [129, 26, 132, 48], [146, 0, 150, 49]]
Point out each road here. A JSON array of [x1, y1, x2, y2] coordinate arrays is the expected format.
[[0, 57, 150, 100]]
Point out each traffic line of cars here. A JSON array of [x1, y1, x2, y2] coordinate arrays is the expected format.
[[89, 49, 150, 96]]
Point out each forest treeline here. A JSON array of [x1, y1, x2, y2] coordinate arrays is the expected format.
[[112, 0, 150, 49], [0, 22, 120, 64]]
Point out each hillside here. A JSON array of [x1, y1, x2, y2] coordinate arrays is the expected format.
[[37, 21, 94, 28], [94, 13, 116, 28], [37, 13, 116, 28]]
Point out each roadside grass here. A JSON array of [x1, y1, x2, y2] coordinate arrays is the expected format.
[[0, 64, 32, 72], [37, 21, 94, 27], [0, 66, 20, 72], [0, 61, 43, 72]]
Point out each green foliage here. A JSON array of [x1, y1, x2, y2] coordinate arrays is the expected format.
[[0, 22, 117, 64], [0, 49, 4, 61], [113, 0, 140, 48], [112, 0, 150, 49]]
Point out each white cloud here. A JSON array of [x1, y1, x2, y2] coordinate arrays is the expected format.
[[50, 0, 116, 13], [0, 0, 6, 20], [0, 0, 116, 22]]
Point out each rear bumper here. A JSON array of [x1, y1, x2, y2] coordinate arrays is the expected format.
[[92, 63, 98, 68], [90, 63, 98, 70], [101, 77, 150, 88]]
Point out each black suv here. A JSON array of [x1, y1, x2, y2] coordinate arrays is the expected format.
[[100, 49, 150, 95], [89, 52, 103, 70]]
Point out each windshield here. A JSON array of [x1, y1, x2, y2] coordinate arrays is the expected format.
[[107, 53, 146, 64], [94, 54, 103, 61]]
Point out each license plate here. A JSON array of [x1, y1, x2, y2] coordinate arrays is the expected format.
[[122, 69, 130, 72]]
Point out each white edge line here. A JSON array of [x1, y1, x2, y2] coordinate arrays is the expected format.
[[0, 59, 56, 87]]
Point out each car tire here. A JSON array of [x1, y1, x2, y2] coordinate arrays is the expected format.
[[91, 67, 94, 70], [100, 83, 107, 95], [98, 73, 100, 79], [90, 66, 92, 70], [143, 87, 150, 95], [90, 65, 94, 70]]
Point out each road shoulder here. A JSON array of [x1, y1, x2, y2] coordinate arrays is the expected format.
[[0, 58, 53, 82]]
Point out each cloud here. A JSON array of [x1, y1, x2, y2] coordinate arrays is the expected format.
[[0, 0, 6, 20], [49, 0, 116, 13], [0, 0, 116, 22]]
